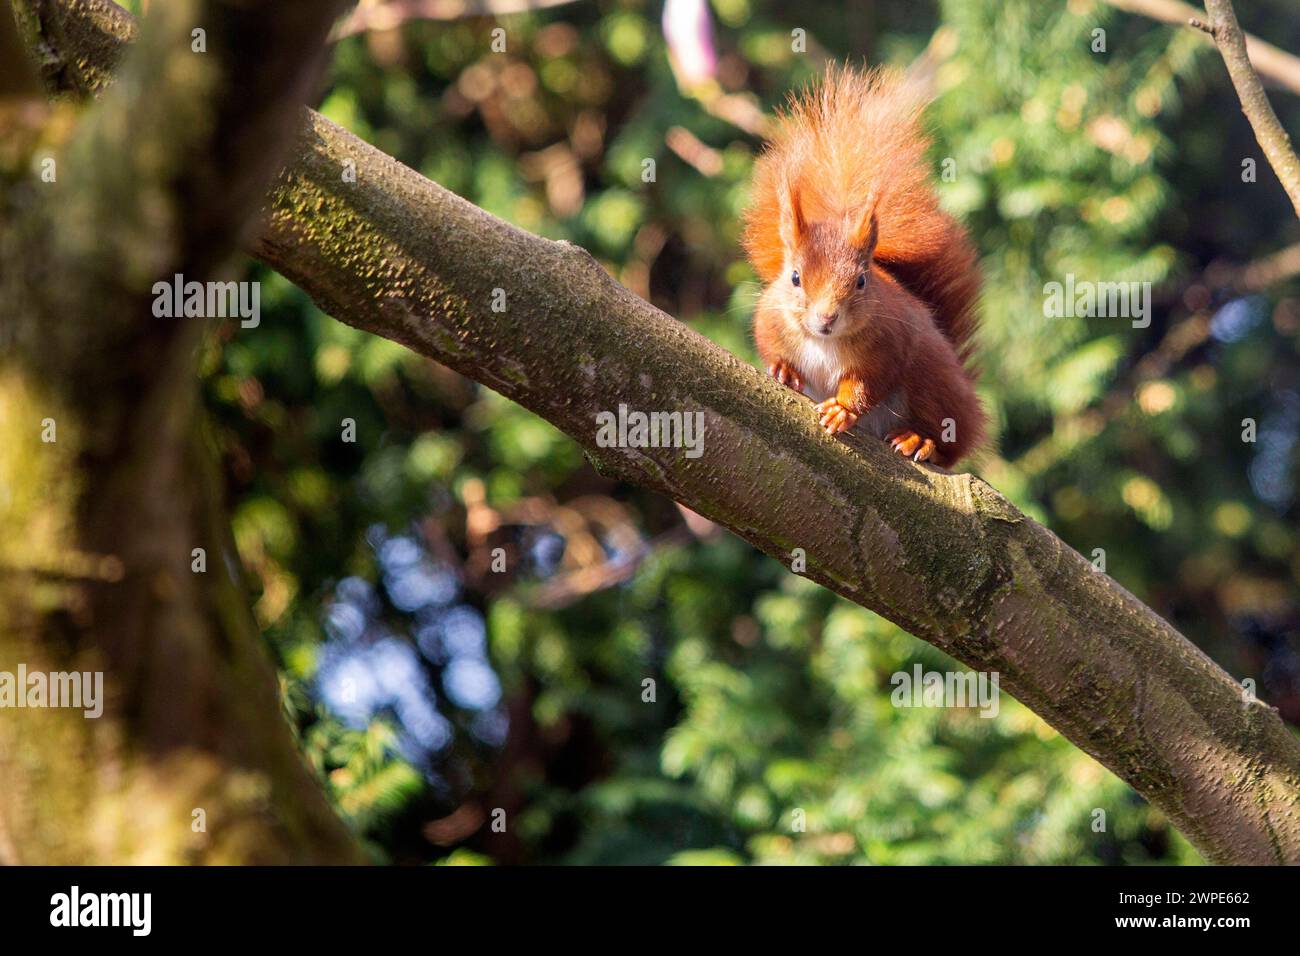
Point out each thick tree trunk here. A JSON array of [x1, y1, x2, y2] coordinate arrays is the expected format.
[[0, 0, 363, 863]]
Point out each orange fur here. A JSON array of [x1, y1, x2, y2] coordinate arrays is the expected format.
[[743, 65, 987, 466]]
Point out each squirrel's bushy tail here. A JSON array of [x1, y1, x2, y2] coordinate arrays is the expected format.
[[743, 64, 981, 368]]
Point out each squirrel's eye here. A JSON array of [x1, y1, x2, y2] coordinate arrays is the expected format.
[[791, 270, 801, 288], [856, 273, 867, 289]]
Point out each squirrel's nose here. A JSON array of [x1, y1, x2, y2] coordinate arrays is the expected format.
[[816, 311, 838, 333]]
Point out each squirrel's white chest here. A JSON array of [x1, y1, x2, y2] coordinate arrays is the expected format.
[[794, 337, 903, 438], [796, 338, 845, 401]]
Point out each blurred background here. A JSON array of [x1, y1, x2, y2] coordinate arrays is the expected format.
[[131, 0, 1300, 863]]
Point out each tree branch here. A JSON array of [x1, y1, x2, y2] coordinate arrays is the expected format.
[[1192, 0, 1300, 217], [10, 0, 135, 98], [247, 109, 1300, 863]]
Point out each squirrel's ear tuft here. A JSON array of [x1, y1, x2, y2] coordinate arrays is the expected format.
[[779, 176, 807, 250], [848, 200, 879, 258]]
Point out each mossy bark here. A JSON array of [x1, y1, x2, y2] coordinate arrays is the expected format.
[[0, 0, 362, 864]]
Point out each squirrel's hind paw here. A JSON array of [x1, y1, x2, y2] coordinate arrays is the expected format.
[[887, 429, 936, 462]]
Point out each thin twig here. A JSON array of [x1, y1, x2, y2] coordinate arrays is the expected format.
[[1196, 0, 1300, 218]]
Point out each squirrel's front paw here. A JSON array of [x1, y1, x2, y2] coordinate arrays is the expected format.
[[815, 398, 859, 435], [886, 429, 936, 462], [767, 359, 804, 393]]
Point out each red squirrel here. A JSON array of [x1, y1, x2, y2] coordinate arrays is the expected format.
[[743, 65, 986, 467]]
